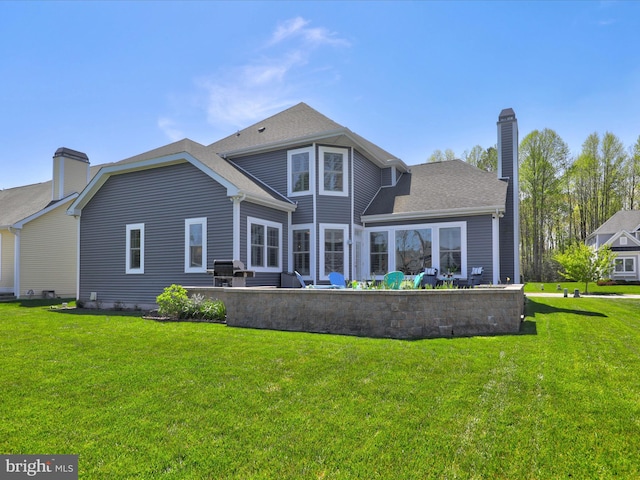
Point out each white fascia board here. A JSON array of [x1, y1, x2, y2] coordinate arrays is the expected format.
[[240, 192, 297, 213], [13, 193, 79, 229], [605, 230, 640, 247], [66, 153, 240, 216], [361, 205, 505, 224], [221, 129, 409, 172]]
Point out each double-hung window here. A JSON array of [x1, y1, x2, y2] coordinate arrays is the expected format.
[[319, 147, 348, 196], [248, 217, 281, 272], [288, 147, 313, 196], [185, 218, 207, 273], [126, 223, 144, 274]]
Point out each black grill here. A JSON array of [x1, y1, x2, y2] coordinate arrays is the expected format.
[[209, 260, 254, 287]]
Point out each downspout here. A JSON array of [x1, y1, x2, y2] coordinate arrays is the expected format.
[[312, 143, 317, 283], [350, 146, 355, 281], [8, 226, 20, 297], [492, 210, 502, 284], [231, 193, 246, 261]]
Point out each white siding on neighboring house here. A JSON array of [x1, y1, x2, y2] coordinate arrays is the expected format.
[[0, 230, 15, 292], [19, 200, 78, 298]]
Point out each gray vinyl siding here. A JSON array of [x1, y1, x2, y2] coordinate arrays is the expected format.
[[316, 196, 351, 224], [231, 148, 291, 197], [240, 201, 289, 286], [353, 149, 382, 226], [381, 167, 392, 186], [79, 162, 233, 306], [365, 214, 495, 281], [291, 196, 313, 224]]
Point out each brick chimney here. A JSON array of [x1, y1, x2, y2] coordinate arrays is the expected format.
[[52, 147, 90, 201], [497, 109, 520, 283]]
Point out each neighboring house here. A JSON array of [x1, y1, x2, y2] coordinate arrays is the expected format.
[[67, 103, 520, 309], [586, 210, 640, 281], [0, 148, 95, 298]]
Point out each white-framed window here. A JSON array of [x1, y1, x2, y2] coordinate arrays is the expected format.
[[440, 227, 462, 275], [395, 228, 433, 275], [126, 223, 144, 274], [367, 222, 466, 278], [247, 216, 282, 272], [620, 236, 628, 246], [320, 224, 348, 280], [614, 257, 635, 273], [319, 146, 348, 196], [370, 231, 388, 276], [292, 225, 312, 276], [288, 147, 314, 196], [185, 218, 207, 273]]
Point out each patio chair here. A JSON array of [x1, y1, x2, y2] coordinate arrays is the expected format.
[[413, 272, 424, 289], [420, 267, 438, 289], [328, 272, 347, 288], [295, 271, 340, 289], [469, 267, 484, 287], [383, 271, 405, 290]]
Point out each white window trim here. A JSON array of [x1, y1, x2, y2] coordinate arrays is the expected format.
[[319, 223, 349, 281], [287, 147, 315, 197], [365, 221, 467, 280], [247, 216, 282, 273], [615, 257, 636, 273], [290, 223, 315, 280], [319, 146, 348, 197], [185, 217, 207, 273], [125, 223, 144, 274]]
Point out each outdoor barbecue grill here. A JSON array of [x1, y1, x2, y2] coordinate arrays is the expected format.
[[208, 259, 254, 287]]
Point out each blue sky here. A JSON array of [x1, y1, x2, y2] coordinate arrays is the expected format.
[[1, 1, 639, 189]]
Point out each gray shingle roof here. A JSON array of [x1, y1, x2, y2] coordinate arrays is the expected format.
[[0, 164, 103, 227], [88, 138, 293, 209], [210, 102, 404, 169], [363, 160, 508, 218], [590, 210, 640, 236]]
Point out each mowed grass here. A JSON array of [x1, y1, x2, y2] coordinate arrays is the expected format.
[[524, 281, 640, 295], [1, 298, 640, 479]]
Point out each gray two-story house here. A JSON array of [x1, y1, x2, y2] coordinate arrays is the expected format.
[[67, 104, 520, 308], [587, 209, 640, 281]]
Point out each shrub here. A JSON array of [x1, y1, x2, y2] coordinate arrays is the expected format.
[[156, 285, 226, 322], [156, 284, 189, 319]]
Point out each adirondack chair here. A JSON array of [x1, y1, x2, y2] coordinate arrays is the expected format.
[[383, 271, 404, 289], [328, 272, 347, 288]]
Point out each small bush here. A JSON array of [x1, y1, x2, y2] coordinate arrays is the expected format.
[[156, 285, 225, 322], [156, 284, 189, 319]]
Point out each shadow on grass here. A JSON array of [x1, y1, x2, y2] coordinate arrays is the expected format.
[[525, 298, 607, 318]]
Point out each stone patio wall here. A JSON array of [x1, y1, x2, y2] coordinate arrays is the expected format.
[[186, 285, 525, 339]]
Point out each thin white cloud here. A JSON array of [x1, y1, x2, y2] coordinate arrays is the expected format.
[[158, 17, 350, 141], [157, 117, 184, 142], [268, 16, 351, 48], [197, 17, 350, 131]]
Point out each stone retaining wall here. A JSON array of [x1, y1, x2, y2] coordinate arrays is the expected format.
[[186, 285, 525, 339]]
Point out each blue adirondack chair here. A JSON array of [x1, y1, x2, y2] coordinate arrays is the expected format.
[[328, 272, 347, 288], [383, 271, 404, 290]]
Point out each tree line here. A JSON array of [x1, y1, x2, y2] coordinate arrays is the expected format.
[[427, 131, 640, 282]]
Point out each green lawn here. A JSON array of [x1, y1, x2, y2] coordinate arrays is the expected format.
[[1, 298, 640, 479], [524, 281, 640, 295]]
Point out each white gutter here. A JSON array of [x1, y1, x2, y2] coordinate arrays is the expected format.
[[362, 205, 506, 224]]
